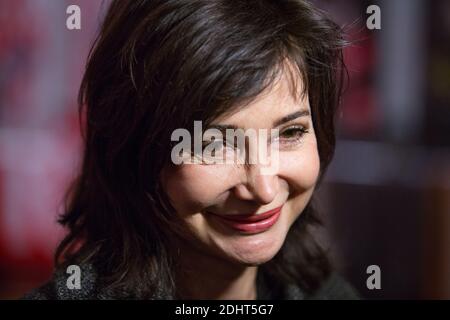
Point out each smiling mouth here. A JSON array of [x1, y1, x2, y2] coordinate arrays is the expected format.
[[207, 205, 283, 234]]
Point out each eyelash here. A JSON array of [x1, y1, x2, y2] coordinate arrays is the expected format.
[[200, 126, 310, 147], [278, 125, 309, 145], [201, 138, 232, 151], [196, 125, 309, 159]]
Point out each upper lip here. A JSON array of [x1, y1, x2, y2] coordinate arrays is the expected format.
[[208, 205, 283, 222]]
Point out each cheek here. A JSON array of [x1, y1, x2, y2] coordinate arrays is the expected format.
[[161, 165, 234, 215], [279, 135, 321, 192]]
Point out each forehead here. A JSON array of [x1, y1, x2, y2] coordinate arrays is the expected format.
[[212, 68, 310, 127]]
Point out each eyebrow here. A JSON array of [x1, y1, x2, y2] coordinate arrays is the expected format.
[[206, 109, 311, 132], [272, 109, 310, 127]]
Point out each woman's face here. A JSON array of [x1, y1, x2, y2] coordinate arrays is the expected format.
[[162, 72, 320, 266]]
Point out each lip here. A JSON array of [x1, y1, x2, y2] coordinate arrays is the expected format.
[[208, 205, 283, 234]]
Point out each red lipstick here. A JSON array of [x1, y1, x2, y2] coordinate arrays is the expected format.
[[209, 205, 283, 234]]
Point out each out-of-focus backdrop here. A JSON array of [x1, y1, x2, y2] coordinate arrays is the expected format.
[[0, 0, 449, 299]]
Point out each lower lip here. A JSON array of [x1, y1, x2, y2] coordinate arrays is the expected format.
[[209, 206, 283, 234]]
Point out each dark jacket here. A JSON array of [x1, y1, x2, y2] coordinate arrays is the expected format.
[[23, 263, 359, 300]]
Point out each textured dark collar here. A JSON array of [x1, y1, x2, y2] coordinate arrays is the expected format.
[[23, 263, 358, 300]]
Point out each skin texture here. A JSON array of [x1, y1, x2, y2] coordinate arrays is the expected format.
[[161, 69, 321, 299]]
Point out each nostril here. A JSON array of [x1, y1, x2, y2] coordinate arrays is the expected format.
[[233, 183, 255, 201], [233, 174, 279, 205]]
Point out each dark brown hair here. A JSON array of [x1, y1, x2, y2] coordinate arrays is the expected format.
[[56, 0, 347, 298]]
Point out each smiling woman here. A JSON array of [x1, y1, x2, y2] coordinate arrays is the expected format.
[[24, 0, 358, 300]]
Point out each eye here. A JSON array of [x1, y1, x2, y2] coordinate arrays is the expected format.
[[199, 138, 237, 164], [279, 125, 309, 143], [202, 138, 226, 151]]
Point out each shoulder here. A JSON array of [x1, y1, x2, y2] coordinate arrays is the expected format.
[[21, 263, 167, 300], [309, 273, 360, 300], [283, 273, 360, 300], [22, 263, 100, 300]]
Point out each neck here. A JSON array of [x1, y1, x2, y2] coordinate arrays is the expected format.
[[173, 240, 258, 300]]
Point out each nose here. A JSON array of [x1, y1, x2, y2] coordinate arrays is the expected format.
[[233, 166, 279, 205]]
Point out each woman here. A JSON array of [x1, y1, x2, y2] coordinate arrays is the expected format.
[[25, 0, 358, 299]]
